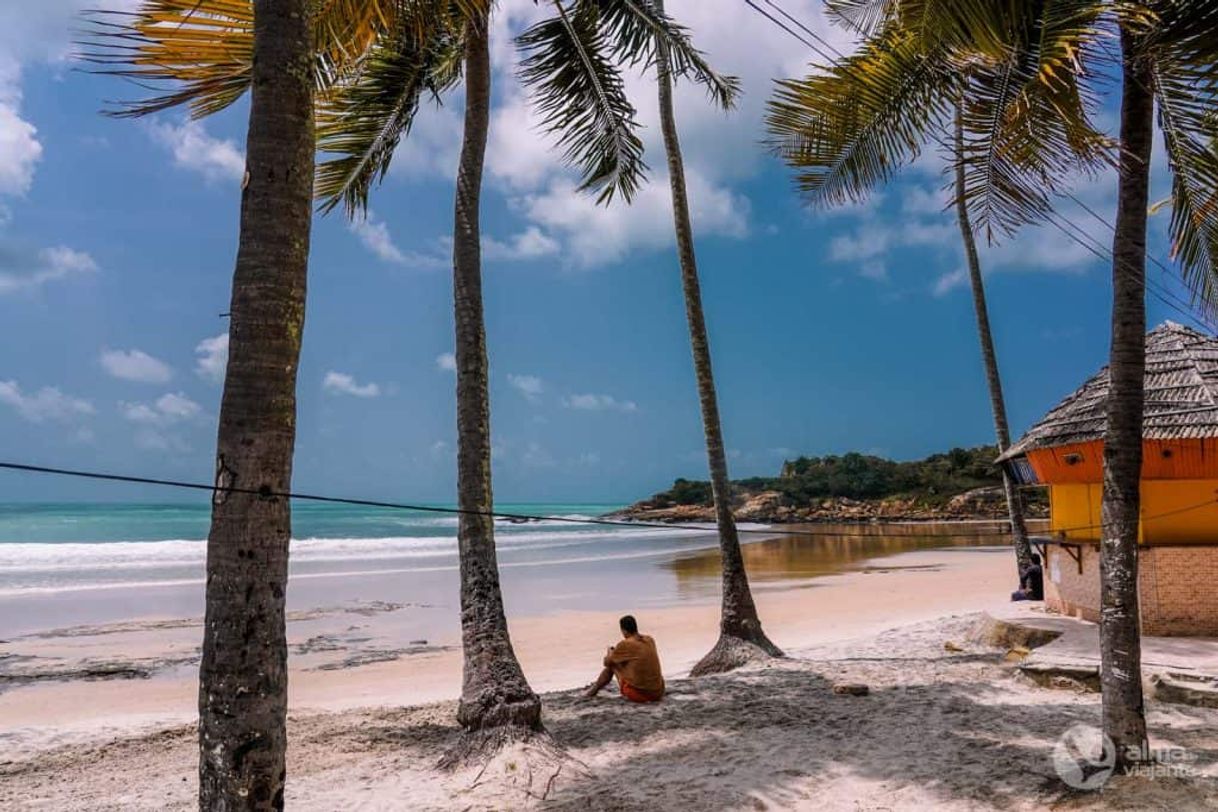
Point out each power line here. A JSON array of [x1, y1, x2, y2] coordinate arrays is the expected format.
[[741, 0, 1216, 334], [2, 460, 1214, 541], [761, 0, 848, 61], [1066, 191, 1216, 329], [1042, 209, 1214, 333]]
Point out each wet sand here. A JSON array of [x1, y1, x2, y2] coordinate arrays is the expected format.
[[0, 526, 1027, 754]]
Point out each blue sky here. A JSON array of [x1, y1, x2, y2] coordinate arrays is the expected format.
[[0, 1, 1205, 504]]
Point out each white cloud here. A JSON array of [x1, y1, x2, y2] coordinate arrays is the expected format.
[[100, 348, 173, 383], [349, 210, 447, 268], [0, 244, 97, 294], [932, 268, 969, 297], [507, 373, 544, 402], [134, 429, 190, 453], [484, 226, 559, 262], [147, 119, 245, 184], [154, 392, 201, 420], [0, 2, 137, 195], [194, 333, 228, 384], [435, 352, 457, 372], [119, 390, 199, 453], [388, 103, 464, 180], [121, 391, 202, 425], [0, 380, 94, 423], [322, 371, 381, 398], [350, 211, 406, 263], [0, 63, 40, 197], [521, 172, 749, 269], [562, 393, 638, 413]]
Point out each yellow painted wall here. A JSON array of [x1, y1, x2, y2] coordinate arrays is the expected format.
[[1049, 479, 1218, 544], [1050, 483, 1102, 540], [1141, 480, 1218, 544]]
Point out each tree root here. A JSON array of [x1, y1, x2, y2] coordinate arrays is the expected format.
[[442, 728, 589, 804], [690, 632, 784, 677]]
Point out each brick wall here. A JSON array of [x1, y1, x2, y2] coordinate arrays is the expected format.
[[1141, 547, 1218, 636], [1045, 544, 1218, 636]]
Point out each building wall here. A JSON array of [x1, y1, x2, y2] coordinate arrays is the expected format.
[[1031, 438, 1218, 635], [1044, 544, 1218, 636], [1044, 543, 1101, 623], [1140, 547, 1218, 636], [1046, 479, 1218, 544]]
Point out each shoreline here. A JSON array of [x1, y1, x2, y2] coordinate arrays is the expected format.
[[4, 538, 1218, 810], [1, 540, 1019, 754]]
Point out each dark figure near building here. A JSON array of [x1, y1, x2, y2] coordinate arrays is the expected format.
[[1011, 553, 1044, 601]]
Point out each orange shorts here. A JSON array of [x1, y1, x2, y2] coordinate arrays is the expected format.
[[619, 680, 663, 703]]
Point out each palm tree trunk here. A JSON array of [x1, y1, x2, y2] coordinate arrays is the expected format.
[[448, 14, 542, 748], [951, 108, 1033, 578], [652, 0, 780, 677], [1100, 22, 1152, 768], [197, 0, 314, 807]]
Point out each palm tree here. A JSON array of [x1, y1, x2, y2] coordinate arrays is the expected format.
[[82, 1, 406, 799], [950, 104, 1034, 577], [765, 0, 1218, 768], [92, 0, 738, 752], [81, 0, 345, 804], [765, 2, 1115, 579], [1100, 16, 1154, 764], [649, 0, 781, 675]]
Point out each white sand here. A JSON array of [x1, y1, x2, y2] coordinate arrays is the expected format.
[[3, 545, 1217, 809]]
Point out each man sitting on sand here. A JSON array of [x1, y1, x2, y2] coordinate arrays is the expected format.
[[584, 615, 665, 703], [1011, 553, 1044, 601]]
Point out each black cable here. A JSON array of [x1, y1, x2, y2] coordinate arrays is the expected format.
[[2, 460, 1214, 540], [742, 0, 1217, 336]]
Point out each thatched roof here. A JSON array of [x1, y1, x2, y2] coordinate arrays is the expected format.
[[1000, 321, 1218, 461]]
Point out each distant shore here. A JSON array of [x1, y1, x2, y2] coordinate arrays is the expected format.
[[609, 489, 1050, 525]]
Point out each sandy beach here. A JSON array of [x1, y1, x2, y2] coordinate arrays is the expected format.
[[3, 529, 1218, 809]]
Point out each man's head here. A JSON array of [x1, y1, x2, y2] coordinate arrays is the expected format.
[[619, 615, 639, 637], [1031, 553, 1041, 566]]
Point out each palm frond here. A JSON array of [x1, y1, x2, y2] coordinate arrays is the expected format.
[[582, 0, 740, 110], [80, 0, 254, 118], [315, 17, 465, 216], [79, 0, 403, 118], [823, 0, 898, 36], [1150, 46, 1218, 313], [764, 28, 955, 207], [517, 2, 646, 204], [956, 0, 1112, 238]]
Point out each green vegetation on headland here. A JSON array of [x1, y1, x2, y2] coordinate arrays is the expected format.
[[617, 446, 1047, 523]]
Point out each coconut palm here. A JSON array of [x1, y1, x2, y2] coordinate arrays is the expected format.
[[645, 0, 781, 675], [315, 1, 736, 749], [766, 0, 1218, 767], [87, 0, 738, 752], [80, 0, 386, 804], [765, 1, 1119, 579]]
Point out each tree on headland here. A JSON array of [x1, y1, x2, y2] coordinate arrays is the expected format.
[[649, 0, 781, 675], [766, 0, 1218, 769], [80, 0, 371, 804]]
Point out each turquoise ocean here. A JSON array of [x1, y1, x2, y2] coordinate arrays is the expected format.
[[0, 502, 728, 597]]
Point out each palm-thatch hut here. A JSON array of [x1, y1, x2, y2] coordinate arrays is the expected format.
[[999, 321, 1218, 636]]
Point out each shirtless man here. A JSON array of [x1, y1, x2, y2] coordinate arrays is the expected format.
[[584, 615, 665, 702]]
